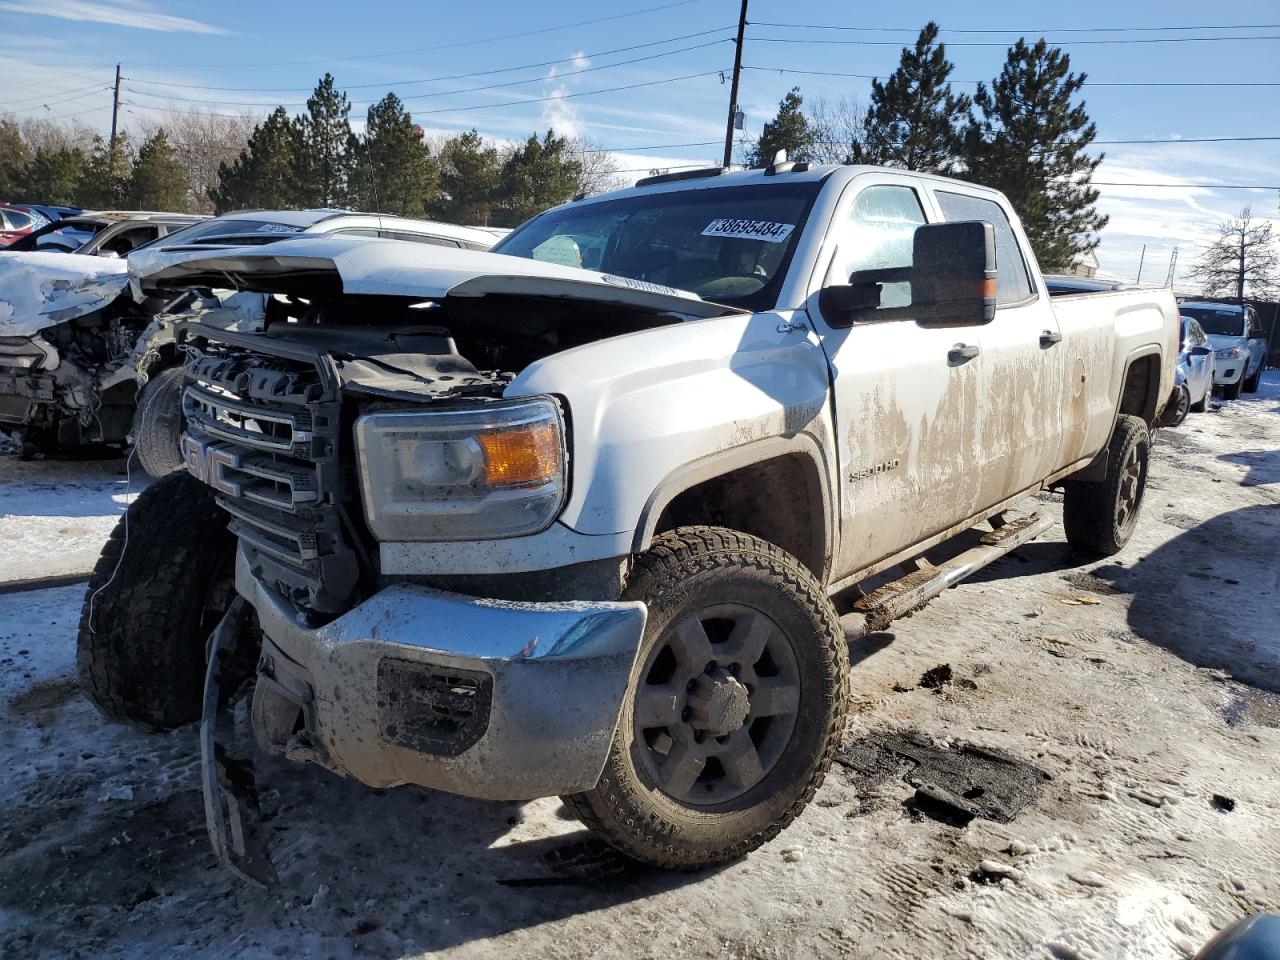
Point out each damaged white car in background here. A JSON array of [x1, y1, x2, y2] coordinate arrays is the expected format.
[[0, 211, 500, 475]]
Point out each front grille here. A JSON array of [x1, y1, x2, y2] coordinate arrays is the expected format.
[[182, 327, 359, 614]]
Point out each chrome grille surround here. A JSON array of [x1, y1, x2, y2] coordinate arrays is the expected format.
[[181, 325, 358, 614]]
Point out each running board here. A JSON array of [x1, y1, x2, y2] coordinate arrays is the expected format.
[[841, 513, 1052, 640]]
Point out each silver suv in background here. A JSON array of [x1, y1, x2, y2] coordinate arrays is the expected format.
[[1179, 301, 1268, 400]]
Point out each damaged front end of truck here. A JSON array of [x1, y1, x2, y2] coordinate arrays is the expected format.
[[137, 236, 737, 883]]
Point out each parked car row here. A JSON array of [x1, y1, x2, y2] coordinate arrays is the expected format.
[[0, 208, 500, 473]]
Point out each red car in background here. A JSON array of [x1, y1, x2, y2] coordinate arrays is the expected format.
[[0, 204, 48, 246]]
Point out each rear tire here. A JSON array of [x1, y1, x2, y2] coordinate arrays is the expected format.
[[1062, 415, 1150, 558], [133, 366, 187, 479], [1242, 363, 1261, 393], [76, 472, 236, 729], [563, 526, 849, 869]]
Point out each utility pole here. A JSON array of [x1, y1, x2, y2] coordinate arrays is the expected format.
[[109, 63, 122, 155], [722, 0, 748, 168], [1135, 243, 1146, 284]]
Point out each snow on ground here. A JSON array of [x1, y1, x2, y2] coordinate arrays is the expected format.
[[0, 375, 1277, 959], [0, 446, 147, 585]]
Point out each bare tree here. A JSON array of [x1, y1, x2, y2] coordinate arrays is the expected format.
[[805, 97, 867, 165], [138, 109, 257, 213], [569, 137, 623, 197], [1190, 206, 1279, 300], [18, 116, 97, 155]]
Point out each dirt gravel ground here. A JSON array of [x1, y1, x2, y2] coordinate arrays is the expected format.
[[1, 375, 1277, 959]]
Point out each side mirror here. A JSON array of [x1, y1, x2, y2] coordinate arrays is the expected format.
[[822, 220, 998, 327], [1189, 345, 1213, 357], [98, 249, 121, 259]]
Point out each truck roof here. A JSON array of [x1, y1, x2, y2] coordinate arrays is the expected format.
[[563, 163, 1008, 210]]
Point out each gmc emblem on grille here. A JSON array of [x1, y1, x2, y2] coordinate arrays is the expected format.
[[182, 435, 243, 496]]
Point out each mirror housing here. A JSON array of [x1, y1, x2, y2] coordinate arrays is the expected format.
[[822, 220, 998, 327]]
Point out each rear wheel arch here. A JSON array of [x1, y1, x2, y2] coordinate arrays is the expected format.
[[634, 437, 834, 584], [1117, 349, 1163, 427]]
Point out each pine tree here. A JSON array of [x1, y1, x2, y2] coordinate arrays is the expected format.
[[746, 88, 814, 167], [78, 134, 134, 210], [853, 22, 970, 172], [295, 74, 354, 208], [350, 93, 437, 215], [19, 147, 87, 206], [128, 130, 190, 211], [0, 118, 31, 199], [1190, 207, 1279, 300], [964, 39, 1107, 268], [210, 107, 300, 213], [435, 130, 500, 225], [493, 130, 582, 227]]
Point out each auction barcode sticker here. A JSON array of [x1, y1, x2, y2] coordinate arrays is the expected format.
[[701, 219, 796, 243]]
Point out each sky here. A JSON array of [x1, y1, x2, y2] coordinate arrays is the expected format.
[[1, 0, 1277, 287]]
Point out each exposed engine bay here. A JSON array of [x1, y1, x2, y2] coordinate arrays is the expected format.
[[179, 289, 688, 616]]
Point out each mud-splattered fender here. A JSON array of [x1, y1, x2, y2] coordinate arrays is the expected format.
[[506, 309, 836, 544]]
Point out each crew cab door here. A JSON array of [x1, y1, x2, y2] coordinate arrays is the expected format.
[[930, 188, 1066, 506], [806, 179, 985, 581]]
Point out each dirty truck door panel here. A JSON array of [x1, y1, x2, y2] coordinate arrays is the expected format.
[[808, 180, 982, 581], [932, 188, 1066, 507]]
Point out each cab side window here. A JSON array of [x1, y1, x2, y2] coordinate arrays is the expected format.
[[934, 191, 1034, 305], [832, 185, 927, 308]]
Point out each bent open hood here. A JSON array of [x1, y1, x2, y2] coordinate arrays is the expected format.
[[0, 251, 130, 336], [132, 235, 743, 320]]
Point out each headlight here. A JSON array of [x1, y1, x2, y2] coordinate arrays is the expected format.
[[1216, 347, 1242, 359], [355, 397, 567, 541]]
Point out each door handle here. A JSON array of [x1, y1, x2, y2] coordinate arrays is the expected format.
[[1040, 329, 1063, 346], [948, 343, 980, 364]]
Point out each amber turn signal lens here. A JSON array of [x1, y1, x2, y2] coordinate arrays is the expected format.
[[477, 423, 560, 486], [981, 278, 997, 299]]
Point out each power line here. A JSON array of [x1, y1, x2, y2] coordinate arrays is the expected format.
[[122, 70, 728, 121], [121, 27, 734, 93], [751, 20, 1280, 35], [408, 69, 729, 116], [0, 82, 112, 109], [1094, 136, 1280, 144], [119, 37, 732, 109], [745, 33, 1280, 47], [741, 65, 1280, 88], [129, 0, 709, 69]]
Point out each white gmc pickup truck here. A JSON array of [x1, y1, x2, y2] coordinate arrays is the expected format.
[[79, 161, 1178, 884]]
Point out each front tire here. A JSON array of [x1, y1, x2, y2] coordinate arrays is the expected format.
[[1222, 377, 1242, 401], [133, 365, 187, 479], [77, 472, 236, 728], [563, 526, 849, 869], [1242, 363, 1261, 393], [1165, 384, 1190, 427], [1062, 415, 1150, 557]]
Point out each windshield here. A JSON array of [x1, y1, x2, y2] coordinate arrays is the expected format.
[[5, 219, 100, 253], [1180, 305, 1245, 337], [152, 217, 306, 248], [493, 182, 822, 311]]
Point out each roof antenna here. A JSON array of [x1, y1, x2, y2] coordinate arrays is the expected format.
[[765, 149, 804, 176]]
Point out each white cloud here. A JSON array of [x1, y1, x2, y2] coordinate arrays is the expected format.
[[0, 0, 229, 35], [540, 52, 591, 139]]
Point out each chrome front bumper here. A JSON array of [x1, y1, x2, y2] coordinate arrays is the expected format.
[[236, 549, 648, 800]]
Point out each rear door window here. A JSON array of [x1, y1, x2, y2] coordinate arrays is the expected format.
[[934, 191, 1034, 305]]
